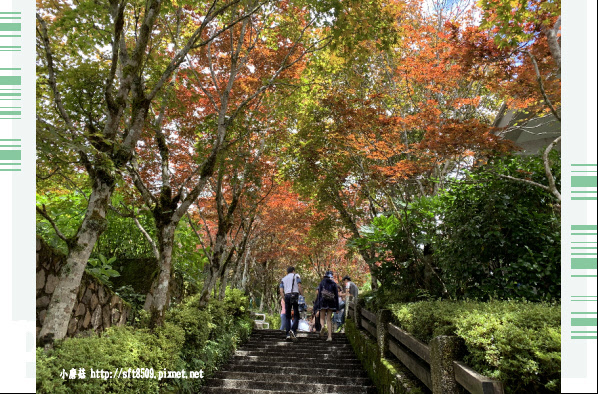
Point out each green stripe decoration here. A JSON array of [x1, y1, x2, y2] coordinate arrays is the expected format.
[[571, 312, 598, 339], [572, 176, 598, 187], [0, 23, 20, 32], [571, 318, 597, 326], [0, 136, 21, 171], [0, 76, 20, 85], [570, 227, 597, 277], [571, 165, 598, 200], [571, 258, 597, 269], [0, 150, 20, 160], [0, 71, 21, 119]]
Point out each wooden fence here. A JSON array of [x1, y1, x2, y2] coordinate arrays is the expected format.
[[348, 302, 504, 394]]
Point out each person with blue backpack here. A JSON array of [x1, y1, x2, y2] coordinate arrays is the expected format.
[[316, 270, 339, 341]]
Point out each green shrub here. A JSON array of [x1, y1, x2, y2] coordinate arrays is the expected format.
[[389, 300, 560, 393], [37, 288, 252, 393], [167, 288, 252, 393], [36, 323, 185, 393], [166, 294, 213, 349], [264, 312, 282, 330]]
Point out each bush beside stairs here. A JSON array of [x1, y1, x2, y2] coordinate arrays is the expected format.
[[203, 328, 378, 393]]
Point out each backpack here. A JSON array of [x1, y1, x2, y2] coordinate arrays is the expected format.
[[321, 286, 335, 302]]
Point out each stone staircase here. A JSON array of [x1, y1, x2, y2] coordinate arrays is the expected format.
[[203, 328, 377, 393]]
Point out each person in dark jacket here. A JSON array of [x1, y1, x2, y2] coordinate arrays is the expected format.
[[316, 270, 339, 341]]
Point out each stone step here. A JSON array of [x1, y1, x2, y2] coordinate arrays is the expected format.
[[202, 388, 305, 394], [203, 329, 375, 393], [234, 349, 357, 358], [252, 330, 346, 338], [228, 359, 365, 370], [205, 378, 377, 393], [231, 354, 363, 365], [241, 342, 352, 349], [212, 371, 373, 386], [221, 364, 370, 378], [234, 351, 357, 361], [250, 333, 349, 343]]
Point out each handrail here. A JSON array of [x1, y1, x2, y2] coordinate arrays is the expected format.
[[388, 323, 431, 363], [454, 361, 505, 394], [361, 308, 377, 324], [350, 305, 504, 394]]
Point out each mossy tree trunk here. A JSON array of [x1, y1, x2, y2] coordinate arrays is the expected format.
[[38, 174, 114, 342], [147, 223, 176, 328]]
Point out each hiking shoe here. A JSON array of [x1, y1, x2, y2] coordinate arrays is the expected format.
[[289, 330, 298, 342], [286, 334, 291, 340], [326, 337, 332, 342]]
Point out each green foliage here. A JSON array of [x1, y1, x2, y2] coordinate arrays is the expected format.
[[115, 285, 148, 325], [224, 288, 250, 317], [353, 153, 560, 302], [37, 290, 252, 393], [171, 218, 209, 293], [165, 288, 251, 392], [390, 300, 561, 393], [36, 323, 185, 393], [264, 312, 282, 330], [435, 154, 561, 301], [479, 0, 561, 49], [351, 197, 445, 300], [85, 254, 120, 286], [36, 191, 89, 254]]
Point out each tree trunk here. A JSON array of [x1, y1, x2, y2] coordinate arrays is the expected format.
[[38, 176, 114, 342], [148, 223, 176, 328], [241, 256, 251, 291], [199, 263, 220, 306], [219, 269, 229, 300]]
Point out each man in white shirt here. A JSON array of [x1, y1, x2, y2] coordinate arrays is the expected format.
[[279, 266, 303, 341]]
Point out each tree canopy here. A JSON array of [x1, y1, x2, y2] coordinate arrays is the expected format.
[[37, 0, 561, 340]]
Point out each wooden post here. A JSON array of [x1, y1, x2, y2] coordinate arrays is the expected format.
[[354, 301, 362, 329], [377, 309, 392, 358], [430, 335, 466, 394]]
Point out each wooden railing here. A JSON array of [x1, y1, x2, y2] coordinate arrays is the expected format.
[[348, 302, 504, 394]]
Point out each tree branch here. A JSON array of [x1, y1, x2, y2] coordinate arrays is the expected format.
[[542, 136, 561, 202], [523, 50, 560, 122], [36, 205, 68, 242]]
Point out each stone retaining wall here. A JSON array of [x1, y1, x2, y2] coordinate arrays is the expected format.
[[36, 236, 131, 339]]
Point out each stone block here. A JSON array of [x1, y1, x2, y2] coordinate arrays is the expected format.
[[81, 289, 92, 305], [119, 310, 128, 326], [102, 305, 111, 328], [111, 308, 121, 325], [67, 318, 78, 336], [36, 296, 50, 309], [91, 306, 102, 330], [83, 310, 91, 328], [75, 302, 86, 317], [39, 310, 46, 325], [110, 294, 120, 308], [36, 270, 46, 291], [78, 286, 86, 301], [98, 286, 107, 305], [45, 274, 59, 294], [90, 294, 99, 311]]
